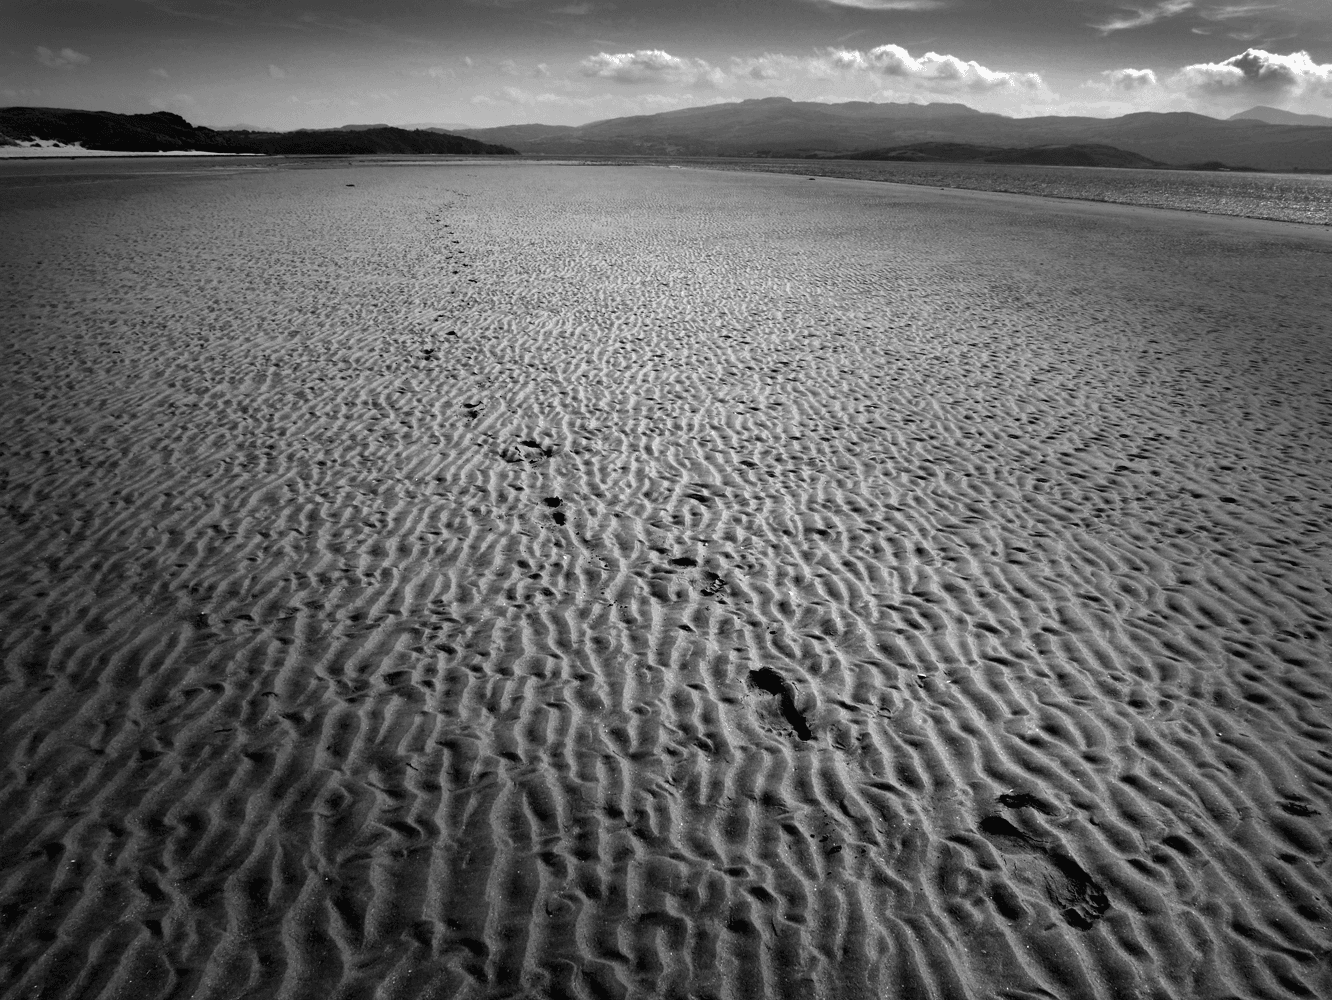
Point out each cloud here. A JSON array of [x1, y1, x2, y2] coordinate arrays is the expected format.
[[35, 46, 91, 70], [733, 54, 794, 81], [1172, 48, 1332, 96], [723, 45, 1045, 100], [827, 44, 1044, 91], [268, 64, 287, 79], [1199, 3, 1277, 20], [554, 43, 1045, 118], [580, 50, 725, 87], [1094, 1, 1193, 34], [1195, 3, 1283, 43], [1102, 67, 1159, 90], [552, 2, 594, 12], [150, 67, 169, 78], [471, 85, 606, 110], [807, 0, 946, 8]]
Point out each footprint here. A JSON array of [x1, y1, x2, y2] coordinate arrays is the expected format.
[[542, 496, 567, 525], [748, 667, 814, 742], [699, 571, 727, 597], [978, 815, 1109, 930]]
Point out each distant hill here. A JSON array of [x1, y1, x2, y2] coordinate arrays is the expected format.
[[218, 127, 516, 155], [396, 122, 476, 133], [0, 107, 519, 155], [846, 142, 1163, 168], [454, 96, 1332, 170], [335, 122, 480, 134], [1229, 106, 1332, 127]]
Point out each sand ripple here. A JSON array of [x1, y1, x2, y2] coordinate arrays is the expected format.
[[2, 161, 1330, 999]]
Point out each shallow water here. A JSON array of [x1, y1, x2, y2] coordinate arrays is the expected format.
[[673, 158, 1332, 227]]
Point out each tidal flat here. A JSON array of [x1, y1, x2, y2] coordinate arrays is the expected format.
[[2, 159, 1330, 1000]]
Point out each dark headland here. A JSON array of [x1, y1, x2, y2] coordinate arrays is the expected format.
[[0, 107, 519, 156]]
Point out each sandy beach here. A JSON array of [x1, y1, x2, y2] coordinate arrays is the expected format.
[[1, 159, 1330, 1000]]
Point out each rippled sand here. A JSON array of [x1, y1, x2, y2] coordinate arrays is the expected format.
[[2, 160, 1330, 1000]]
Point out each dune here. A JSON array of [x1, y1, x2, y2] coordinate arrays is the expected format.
[[1, 158, 1330, 1000]]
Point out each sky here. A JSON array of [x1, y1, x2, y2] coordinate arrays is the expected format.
[[3, 0, 1331, 129]]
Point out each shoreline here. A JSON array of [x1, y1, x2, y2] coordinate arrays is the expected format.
[[620, 154, 1332, 228], [5, 149, 1330, 228], [0, 146, 257, 158]]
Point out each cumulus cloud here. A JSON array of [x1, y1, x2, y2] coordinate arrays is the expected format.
[[268, 64, 287, 79], [150, 67, 169, 78], [828, 44, 1043, 91], [559, 43, 1045, 114], [1083, 48, 1332, 112], [1095, 1, 1193, 34], [1173, 47, 1332, 96], [1102, 67, 1159, 90], [732, 54, 794, 81], [580, 50, 724, 87], [35, 46, 91, 70], [705, 45, 1047, 100]]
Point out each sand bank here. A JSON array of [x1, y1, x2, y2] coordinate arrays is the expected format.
[[2, 161, 1330, 999]]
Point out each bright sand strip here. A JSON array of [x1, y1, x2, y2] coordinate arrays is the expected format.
[[1, 160, 1330, 1000], [0, 143, 250, 158]]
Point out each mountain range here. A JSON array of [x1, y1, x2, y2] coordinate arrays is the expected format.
[[1228, 106, 1332, 127], [336, 122, 477, 133], [5, 102, 1331, 170], [452, 98, 1332, 170]]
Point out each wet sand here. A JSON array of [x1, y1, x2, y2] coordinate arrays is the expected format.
[[1, 159, 1330, 1000]]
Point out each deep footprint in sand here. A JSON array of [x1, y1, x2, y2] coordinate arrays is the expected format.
[[978, 814, 1109, 930], [747, 667, 814, 742]]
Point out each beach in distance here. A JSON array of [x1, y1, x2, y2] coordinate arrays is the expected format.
[[1, 159, 1330, 1000]]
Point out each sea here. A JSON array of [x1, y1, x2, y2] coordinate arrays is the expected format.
[[682, 157, 1332, 228]]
